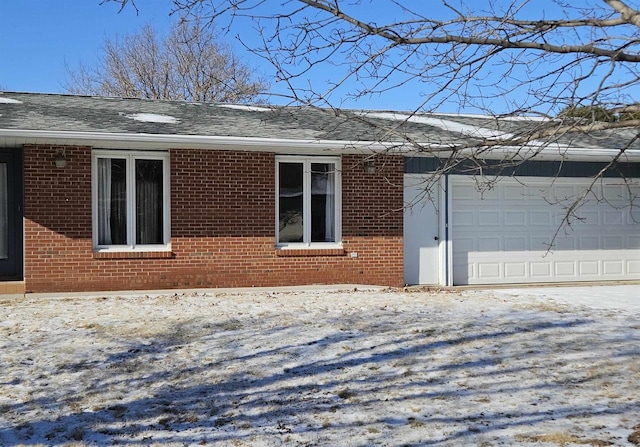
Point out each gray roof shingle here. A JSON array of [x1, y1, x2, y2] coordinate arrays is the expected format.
[[1, 91, 639, 153]]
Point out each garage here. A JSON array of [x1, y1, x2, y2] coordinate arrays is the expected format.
[[450, 176, 640, 285], [404, 163, 640, 286]]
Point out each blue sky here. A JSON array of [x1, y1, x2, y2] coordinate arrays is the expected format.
[[0, 1, 630, 114], [0, 0, 177, 93], [0, 0, 409, 103]]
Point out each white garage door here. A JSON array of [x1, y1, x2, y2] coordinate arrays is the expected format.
[[451, 176, 640, 285]]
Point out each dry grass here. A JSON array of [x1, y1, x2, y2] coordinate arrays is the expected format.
[[513, 300, 570, 313], [515, 432, 613, 446], [1, 289, 638, 446]]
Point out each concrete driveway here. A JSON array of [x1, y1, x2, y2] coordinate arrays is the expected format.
[[492, 284, 640, 312]]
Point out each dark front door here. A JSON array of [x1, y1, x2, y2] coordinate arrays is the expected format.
[[0, 150, 23, 280]]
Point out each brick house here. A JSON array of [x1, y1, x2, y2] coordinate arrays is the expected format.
[[1, 92, 639, 294]]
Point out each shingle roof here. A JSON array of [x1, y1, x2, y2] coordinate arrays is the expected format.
[[1, 91, 639, 153]]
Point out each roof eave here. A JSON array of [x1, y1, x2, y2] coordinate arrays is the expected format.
[[0, 129, 399, 154], [1, 128, 639, 162]]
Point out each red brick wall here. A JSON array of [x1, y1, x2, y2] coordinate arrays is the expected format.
[[23, 146, 404, 292]]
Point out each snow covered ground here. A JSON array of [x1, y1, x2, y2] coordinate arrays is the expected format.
[[1, 286, 639, 446]]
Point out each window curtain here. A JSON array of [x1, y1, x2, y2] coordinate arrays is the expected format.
[[135, 160, 163, 245], [0, 163, 7, 259], [97, 159, 112, 245], [311, 163, 336, 242], [324, 168, 336, 241], [278, 162, 304, 243], [98, 158, 127, 245]]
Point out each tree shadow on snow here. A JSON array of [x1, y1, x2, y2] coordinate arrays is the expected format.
[[1, 306, 637, 446]]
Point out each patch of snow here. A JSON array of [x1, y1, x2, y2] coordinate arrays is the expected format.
[[0, 97, 23, 104], [435, 112, 551, 122], [218, 104, 271, 112], [495, 285, 640, 312], [124, 113, 179, 124], [490, 115, 551, 122], [360, 111, 516, 140], [0, 286, 638, 446]]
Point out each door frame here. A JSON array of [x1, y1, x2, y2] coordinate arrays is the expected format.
[[403, 174, 446, 286], [0, 149, 24, 280]]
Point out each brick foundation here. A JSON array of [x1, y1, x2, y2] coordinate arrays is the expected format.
[[22, 146, 404, 293]]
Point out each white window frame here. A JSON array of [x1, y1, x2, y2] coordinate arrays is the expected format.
[[92, 150, 171, 252], [276, 156, 342, 248]]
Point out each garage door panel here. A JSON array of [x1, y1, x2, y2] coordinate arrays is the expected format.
[[579, 210, 601, 225], [478, 237, 500, 251], [455, 237, 475, 252], [629, 260, 640, 274], [480, 187, 500, 200], [579, 261, 599, 275], [504, 211, 526, 226], [629, 236, 640, 249], [553, 185, 577, 201], [453, 261, 474, 283], [505, 236, 526, 251], [530, 211, 552, 226], [530, 262, 552, 278], [478, 211, 500, 226], [452, 184, 476, 200], [530, 236, 551, 250], [586, 185, 603, 200], [604, 185, 626, 201], [452, 177, 640, 285], [579, 236, 600, 250], [603, 210, 624, 225], [453, 211, 475, 226], [504, 184, 526, 200], [603, 236, 624, 250], [555, 261, 576, 276], [505, 262, 526, 278], [603, 260, 624, 275], [478, 262, 501, 278], [555, 237, 576, 250]]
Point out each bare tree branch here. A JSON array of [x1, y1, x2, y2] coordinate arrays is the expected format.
[[100, 0, 640, 237]]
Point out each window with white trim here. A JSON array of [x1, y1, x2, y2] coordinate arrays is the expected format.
[[92, 151, 170, 250], [276, 156, 341, 246]]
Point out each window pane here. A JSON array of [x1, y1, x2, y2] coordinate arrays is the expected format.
[[278, 162, 304, 243], [0, 163, 7, 259], [97, 158, 127, 245], [136, 159, 164, 245], [311, 163, 336, 242]]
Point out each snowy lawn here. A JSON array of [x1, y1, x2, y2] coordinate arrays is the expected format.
[[1, 287, 639, 446]]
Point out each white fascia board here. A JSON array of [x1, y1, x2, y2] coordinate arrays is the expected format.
[[2, 129, 639, 162], [477, 145, 640, 162], [0, 129, 401, 154], [407, 144, 640, 162]]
